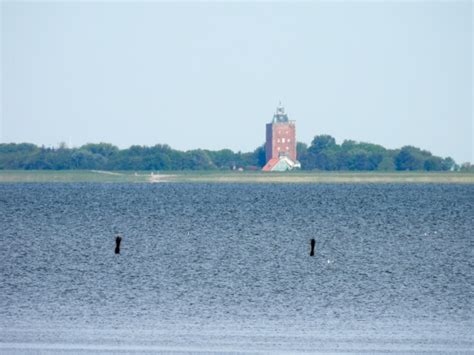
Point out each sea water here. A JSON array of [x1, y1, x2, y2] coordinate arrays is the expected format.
[[0, 183, 472, 353]]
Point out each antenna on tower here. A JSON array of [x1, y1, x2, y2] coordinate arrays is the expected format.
[[276, 101, 285, 115]]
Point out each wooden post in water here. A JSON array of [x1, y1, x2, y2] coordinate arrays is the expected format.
[[115, 236, 122, 254], [310, 238, 316, 256]]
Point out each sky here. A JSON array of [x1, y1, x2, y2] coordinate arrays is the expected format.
[[1, 1, 472, 163]]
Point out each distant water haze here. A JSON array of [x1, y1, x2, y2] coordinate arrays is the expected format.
[[1, 1, 472, 163]]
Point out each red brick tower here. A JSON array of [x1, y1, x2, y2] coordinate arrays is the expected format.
[[265, 104, 297, 163]]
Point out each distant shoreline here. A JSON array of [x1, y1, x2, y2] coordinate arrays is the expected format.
[[0, 170, 473, 184]]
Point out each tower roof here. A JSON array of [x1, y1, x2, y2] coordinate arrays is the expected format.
[[272, 103, 289, 123]]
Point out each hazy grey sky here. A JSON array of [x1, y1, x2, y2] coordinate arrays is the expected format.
[[1, 1, 472, 163]]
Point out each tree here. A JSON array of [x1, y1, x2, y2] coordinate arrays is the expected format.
[[441, 157, 456, 171], [346, 149, 370, 170], [0, 139, 459, 172], [71, 150, 105, 169], [206, 149, 236, 169], [80, 143, 119, 158], [424, 157, 443, 171], [253, 145, 266, 167], [395, 146, 426, 171], [182, 150, 215, 170], [377, 156, 396, 171], [296, 142, 308, 160], [308, 135, 337, 154]]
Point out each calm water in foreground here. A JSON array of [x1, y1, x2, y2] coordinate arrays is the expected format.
[[0, 183, 473, 354]]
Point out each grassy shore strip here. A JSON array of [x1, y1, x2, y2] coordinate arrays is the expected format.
[[0, 170, 473, 184], [166, 171, 474, 184], [0, 170, 148, 183]]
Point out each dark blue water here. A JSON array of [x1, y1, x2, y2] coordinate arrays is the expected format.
[[0, 183, 473, 353]]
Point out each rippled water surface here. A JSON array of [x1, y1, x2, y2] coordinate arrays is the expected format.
[[0, 183, 473, 353]]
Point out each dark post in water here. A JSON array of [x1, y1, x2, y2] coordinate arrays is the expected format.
[[310, 238, 315, 256], [115, 236, 122, 254]]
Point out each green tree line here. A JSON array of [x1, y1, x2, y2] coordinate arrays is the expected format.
[[0, 135, 467, 171], [297, 135, 461, 172], [0, 142, 265, 171]]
